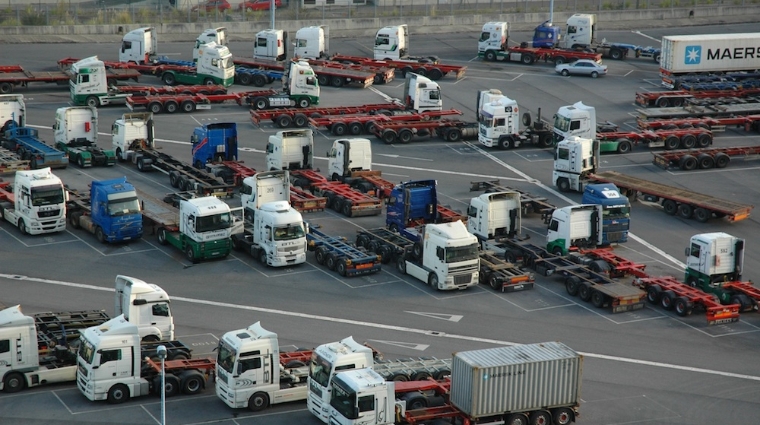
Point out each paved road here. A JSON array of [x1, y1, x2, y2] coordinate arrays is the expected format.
[[1, 22, 760, 425]]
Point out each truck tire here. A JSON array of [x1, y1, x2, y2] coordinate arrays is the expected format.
[[382, 129, 397, 144], [259, 250, 268, 266], [565, 277, 580, 296], [404, 395, 428, 410], [521, 54, 534, 65], [610, 48, 623, 60], [337, 259, 348, 276], [553, 56, 566, 66], [331, 76, 345, 87], [181, 100, 195, 112], [136, 157, 147, 171], [714, 152, 730, 168], [179, 370, 205, 395], [17, 219, 27, 235], [696, 133, 712, 148], [157, 228, 168, 245], [674, 297, 693, 317], [107, 384, 129, 404], [315, 247, 328, 265], [396, 257, 407, 274], [428, 273, 439, 290], [86, 96, 99, 108], [506, 413, 529, 425], [660, 290, 676, 310], [162, 72, 177, 85], [411, 371, 432, 381], [376, 245, 391, 263], [186, 246, 198, 264], [348, 121, 363, 135], [489, 274, 502, 290], [169, 171, 181, 187], [317, 74, 330, 86], [276, 114, 292, 128], [95, 227, 106, 244], [253, 74, 267, 87], [556, 178, 570, 192], [148, 102, 163, 114], [237, 72, 252, 85], [325, 253, 338, 271], [428, 68, 444, 80], [696, 154, 714, 169], [578, 283, 592, 301], [298, 97, 311, 108], [253, 97, 269, 110], [332, 123, 348, 136], [2, 372, 25, 393], [499, 136, 514, 150], [552, 407, 574, 425], [293, 113, 308, 128], [529, 410, 552, 425], [248, 392, 269, 412], [694, 208, 711, 223], [615, 138, 632, 154], [446, 128, 462, 142], [664, 135, 680, 150], [680, 134, 696, 149], [341, 201, 353, 217], [484, 50, 498, 61], [433, 369, 450, 380], [656, 97, 670, 108], [69, 212, 82, 229], [203, 78, 215, 86], [0, 82, 12, 94], [646, 285, 662, 304], [677, 204, 693, 219], [591, 290, 606, 308], [164, 101, 179, 114], [662, 199, 678, 215], [391, 372, 410, 382], [678, 155, 697, 170], [398, 129, 413, 144]]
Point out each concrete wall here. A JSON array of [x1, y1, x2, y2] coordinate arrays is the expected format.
[[0, 6, 755, 39]]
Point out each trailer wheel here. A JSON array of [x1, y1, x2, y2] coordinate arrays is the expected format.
[[578, 283, 592, 301], [591, 290, 606, 308], [293, 113, 308, 128], [615, 138, 632, 154], [298, 97, 311, 108], [553, 56, 566, 66], [331, 76, 345, 87], [714, 152, 730, 168], [95, 227, 106, 244], [106, 384, 129, 404], [521, 54, 535, 65], [428, 68, 444, 81], [332, 123, 348, 136], [414, 68, 427, 77], [552, 407, 574, 425], [364, 120, 377, 134], [678, 155, 697, 171], [315, 247, 328, 265], [696, 133, 712, 148], [162, 72, 177, 85], [253, 97, 269, 110], [680, 134, 696, 149], [664, 135, 680, 150], [662, 199, 678, 215], [177, 100, 194, 113], [446, 128, 462, 142], [157, 228, 168, 245], [341, 201, 353, 217], [367, 240, 379, 254], [382, 129, 397, 144], [565, 277, 580, 296], [186, 246, 198, 264], [506, 413, 529, 425], [530, 410, 552, 425], [2, 372, 25, 393], [646, 285, 662, 304], [148, 102, 163, 114], [674, 297, 694, 317], [276, 114, 292, 128], [391, 372, 410, 382], [660, 290, 676, 310], [248, 392, 269, 412], [696, 154, 714, 169], [556, 178, 570, 193], [655, 97, 670, 108], [397, 256, 407, 274], [178, 370, 205, 395], [337, 259, 348, 276], [252, 74, 267, 87], [348, 121, 363, 135], [672, 97, 685, 107], [326, 253, 338, 271], [355, 235, 370, 249], [317, 74, 330, 86], [398, 129, 414, 144], [677, 204, 693, 219], [0, 82, 12, 94], [164, 101, 179, 114], [378, 245, 392, 264], [489, 274, 502, 291], [237, 72, 252, 85]]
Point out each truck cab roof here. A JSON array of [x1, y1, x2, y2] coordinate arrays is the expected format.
[[0, 305, 34, 328]]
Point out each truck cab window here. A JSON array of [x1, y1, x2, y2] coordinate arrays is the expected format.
[[557, 148, 569, 160], [0, 339, 9, 354], [121, 41, 131, 52], [100, 349, 121, 364], [567, 26, 577, 34], [375, 37, 389, 46], [306, 76, 316, 85], [549, 220, 559, 231], [79, 74, 90, 84], [479, 32, 490, 42], [570, 121, 580, 130], [256, 38, 267, 47], [240, 357, 261, 373], [152, 303, 170, 317], [358, 395, 374, 412], [690, 243, 700, 257]]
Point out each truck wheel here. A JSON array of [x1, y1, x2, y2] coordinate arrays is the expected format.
[[398, 129, 413, 144], [412, 241, 423, 260], [326, 253, 338, 271], [348, 121, 363, 135], [656, 98, 670, 108], [506, 413, 529, 425], [714, 152, 730, 168], [203, 78, 215, 86], [610, 48, 623, 60], [696, 154, 714, 169], [484, 50, 497, 61], [95, 227, 106, 244], [591, 290, 606, 308], [115, 148, 125, 162], [2, 372, 25, 393], [293, 113, 308, 128], [259, 251, 268, 266], [660, 290, 676, 310], [253, 97, 269, 110], [396, 257, 407, 274], [382, 129, 397, 144], [377, 245, 392, 264], [674, 297, 693, 317], [169, 171, 181, 187], [696, 133, 712, 148], [86, 96, 99, 108], [331, 76, 345, 87], [248, 392, 269, 412], [489, 274, 501, 290], [428, 273, 439, 290], [364, 120, 377, 134], [237, 72, 252, 85], [427, 68, 444, 81], [341, 201, 353, 217], [616, 139, 632, 154], [181, 100, 195, 112], [157, 228, 168, 245], [677, 204, 693, 219], [179, 370, 205, 395], [148, 102, 163, 114], [315, 247, 328, 265], [578, 283, 592, 301], [107, 384, 129, 404], [565, 277, 580, 296], [646, 285, 662, 304], [17, 219, 27, 235], [77, 155, 86, 168], [553, 56, 566, 66], [332, 123, 348, 136], [0, 82, 12, 94], [662, 199, 677, 215], [186, 246, 198, 264], [498, 137, 514, 150], [530, 410, 552, 425], [446, 128, 462, 142], [276, 114, 292, 128], [404, 395, 428, 410], [253, 74, 267, 87], [136, 157, 147, 171], [680, 134, 696, 149], [318, 74, 330, 86], [164, 101, 179, 114], [355, 235, 370, 249], [664, 135, 680, 150], [162, 73, 177, 85], [337, 259, 348, 276], [69, 212, 81, 229], [552, 407, 574, 425], [298, 97, 311, 108], [391, 372, 410, 382], [556, 178, 570, 192], [694, 208, 710, 223]]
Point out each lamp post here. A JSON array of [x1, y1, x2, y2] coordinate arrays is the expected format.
[[156, 345, 167, 425]]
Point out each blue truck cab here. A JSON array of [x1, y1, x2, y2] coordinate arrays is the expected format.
[[532, 20, 562, 49], [581, 183, 630, 245], [69, 177, 143, 243], [386, 180, 439, 233], [190, 122, 238, 169]]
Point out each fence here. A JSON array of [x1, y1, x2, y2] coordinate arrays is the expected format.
[[1, 0, 757, 27]]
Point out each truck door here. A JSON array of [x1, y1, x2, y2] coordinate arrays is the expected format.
[[686, 241, 704, 274], [97, 347, 130, 379]]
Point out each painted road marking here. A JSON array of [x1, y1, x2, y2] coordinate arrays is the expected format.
[[405, 311, 464, 322]]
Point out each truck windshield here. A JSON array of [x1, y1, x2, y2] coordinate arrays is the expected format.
[[221, 57, 233, 69], [330, 376, 357, 420], [217, 340, 236, 374], [78, 338, 96, 365], [554, 115, 571, 132], [479, 116, 494, 128], [274, 225, 305, 241], [603, 205, 630, 218], [445, 243, 479, 263], [195, 213, 231, 232], [309, 353, 332, 387], [108, 196, 141, 217], [31, 185, 64, 206]]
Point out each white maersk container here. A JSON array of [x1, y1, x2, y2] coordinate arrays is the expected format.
[[450, 342, 583, 418], [661, 33, 760, 75]]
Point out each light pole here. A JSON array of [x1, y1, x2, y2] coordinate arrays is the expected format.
[[157, 345, 167, 425]]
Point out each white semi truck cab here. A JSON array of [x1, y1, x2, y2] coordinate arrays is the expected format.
[[546, 204, 604, 256], [327, 138, 372, 181], [193, 27, 228, 61], [0, 168, 67, 235], [119, 27, 157, 64], [111, 112, 155, 162], [552, 136, 600, 193], [254, 29, 288, 61], [266, 129, 314, 171], [374, 24, 408, 60], [467, 190, 522, 241], [295, 25, 329, 59], [685, 232, 744, 285], [403, 73, 441, 113], [478, 21, 509, 55], [114, 275, 174, 342]]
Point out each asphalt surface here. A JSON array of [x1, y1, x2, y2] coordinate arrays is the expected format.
[[1, 22, 760, 425]]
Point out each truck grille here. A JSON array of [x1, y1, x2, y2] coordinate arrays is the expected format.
[[607, 232, 625, 242], [38, 209, 61, 218], [454, 274, 473, 285], [279, 245, 302, 254]]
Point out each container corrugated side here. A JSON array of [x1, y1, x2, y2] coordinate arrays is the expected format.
[[450, 342, 583, 418]]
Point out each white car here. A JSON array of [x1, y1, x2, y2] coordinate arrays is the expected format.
[[555, 59, 608, 78]]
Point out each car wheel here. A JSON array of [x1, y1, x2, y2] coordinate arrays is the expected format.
[[561, 69, 569, 76], [591, 71, 599, 78]]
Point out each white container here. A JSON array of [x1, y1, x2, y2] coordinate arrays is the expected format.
[[661, 33, 760, 74]]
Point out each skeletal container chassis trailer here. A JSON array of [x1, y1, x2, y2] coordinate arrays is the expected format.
[[587, 170, 753, 223], [634, 276, 741, 325], [250, 103, 409, 129], [635, 88, 760, 108], [329, 54, 467, 81], [307, 58, 395, 85], [309, 109, 464, 137], [0, 147, 29, 174], [306, 226, 382, 277], [478, 250, 535, 292], [637, 103, 760, 120], [479, 45, 603, 66], [652, 145, 760, 171], [0, 64, 140, 94], [372, 119, 478, 144], [232, 56, 376, 88], [290, 169, 383, 218], [126, 89, 279, 114]]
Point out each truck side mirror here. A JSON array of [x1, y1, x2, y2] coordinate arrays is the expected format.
[[684, 248, 690, 256]]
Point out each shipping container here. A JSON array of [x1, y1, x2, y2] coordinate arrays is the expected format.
[[661, 33, 760, 75], [450, 342, 583, 418]]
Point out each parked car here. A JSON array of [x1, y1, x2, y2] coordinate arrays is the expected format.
[[192, 0, 231, 12], [555, 59, 608, 78], [238, 0, 282, 11]]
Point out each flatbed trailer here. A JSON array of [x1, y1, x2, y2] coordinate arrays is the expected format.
[[329, 54, 467, 81], [290, 169, 382, 217], [234, 67, 282, 87], [636, 115, 760, 136], [354, 227, 418, 266], [308, 58, 395, 85], [676, 75, 760, 91], [652, 145, 760, 171], [634, 276, 741, 325], [478, 250, 535, 292], [595, 126, 714, 152], [33, 309, 111, 353], [372, 119, 478, 144], [637, 103, 760, 120], [588, 170, 753, 222], [0, 147, 29, 174], [0, 64, 139, 94], [306, 226, 382, 277], [469, 180, 556, 219], [1, 123, 68, 169], [126, 89, 277, 114], [115, 84, 228, 96], [233, 56, 375, 88], [250, 102, 408, 128], [310, 109, 463, 137], [491, 237, 646, 313], [635, 88, 760, 108], [479, 45, 603, 66]]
